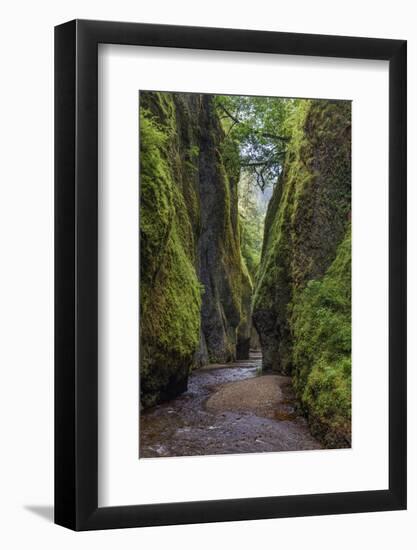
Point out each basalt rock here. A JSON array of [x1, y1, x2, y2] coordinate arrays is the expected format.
[[253, 99, 352, 446], [140, 92, 251, 407]]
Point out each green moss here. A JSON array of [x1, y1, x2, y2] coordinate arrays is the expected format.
[[252, 99, 351, 444], [253, 102, 312, 318], [292, 228, 351, 447], [140, 91, 252, 403], [219, 156, 245, 328], [140, 95, 202, 407], [237, 253, 253, 356], [253, 99, 351, 373]]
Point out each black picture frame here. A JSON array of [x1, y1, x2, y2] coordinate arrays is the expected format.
[[55, 19, 407, 531]]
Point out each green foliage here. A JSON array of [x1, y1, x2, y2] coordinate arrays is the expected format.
[[238, 174, 267, 280], [253, 100, 313, 310], [292, 228, 351, 446], [214, 95, 294, 190]]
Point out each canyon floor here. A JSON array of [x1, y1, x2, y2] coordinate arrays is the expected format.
[[140, 351, 321, 458]]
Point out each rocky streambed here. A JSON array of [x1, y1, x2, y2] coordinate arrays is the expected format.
[[139, 352, 321, 458]]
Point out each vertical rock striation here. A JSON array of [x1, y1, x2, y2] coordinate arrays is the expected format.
[[140, 92, 251, 407], [253, 99, 352, 446], [197, 95, 252, 364]]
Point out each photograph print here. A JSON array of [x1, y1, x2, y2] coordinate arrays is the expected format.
[[139, 90, 351, 458]]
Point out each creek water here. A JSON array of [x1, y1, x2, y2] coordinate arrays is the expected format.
[[140, 352, 321, 458]]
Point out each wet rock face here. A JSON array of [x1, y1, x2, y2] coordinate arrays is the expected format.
[[253, 100, 351, 375], [251, 309, 280, 371], [140, 92, 251, 408], [252, 99, 352, 447], [249, 325, 261, 351], [197, 96, 241, 362]]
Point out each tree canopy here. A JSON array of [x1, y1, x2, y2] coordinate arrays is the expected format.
[[215, 95, 294, 191]]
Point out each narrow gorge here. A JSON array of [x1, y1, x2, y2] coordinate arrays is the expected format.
[[140, 91, 351, 456]]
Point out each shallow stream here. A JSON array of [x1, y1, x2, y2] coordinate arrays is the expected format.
[[140, 352, 321, 458]]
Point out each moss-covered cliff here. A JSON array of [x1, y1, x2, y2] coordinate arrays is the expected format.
[[196, 95, 252, 365], [292, 227, 351, 446], [140, 92, 251, 408], [253, 99, 351, 446]]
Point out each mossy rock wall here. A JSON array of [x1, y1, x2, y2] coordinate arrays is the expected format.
[[253, 99, 351, 446], [292, 228, 351, 446], [140, 92, 250, 407], [196, 95, 251, 363]]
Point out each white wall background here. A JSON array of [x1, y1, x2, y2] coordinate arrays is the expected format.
[[0, 0, 415, 547]]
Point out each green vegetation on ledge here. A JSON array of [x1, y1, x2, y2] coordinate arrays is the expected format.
[[292, 227, 351, 447], [140, 92, 352, 449], [140, 91, 252, 407], [253, 98, 351, 447], [140, 96, 202, 408]]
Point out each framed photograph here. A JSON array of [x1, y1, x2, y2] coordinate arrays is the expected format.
[[55, 19, 406, 530]]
